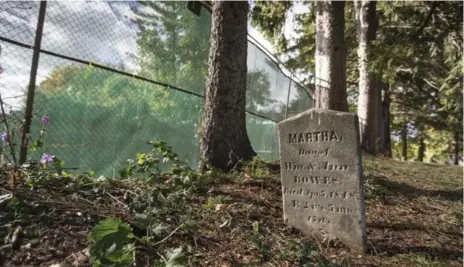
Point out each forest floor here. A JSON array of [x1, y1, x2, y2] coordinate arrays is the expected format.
[[0, 155, 462, 267]]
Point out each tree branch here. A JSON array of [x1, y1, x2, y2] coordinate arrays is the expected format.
[[414, 1, 440, 38]]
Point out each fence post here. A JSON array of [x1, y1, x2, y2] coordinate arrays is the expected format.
[[284, 76, 292, 119], [19, 1, 47, 164]]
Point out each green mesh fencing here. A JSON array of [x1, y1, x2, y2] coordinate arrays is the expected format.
[[286, 81, 314, 119], [0, 1, 313, 177]]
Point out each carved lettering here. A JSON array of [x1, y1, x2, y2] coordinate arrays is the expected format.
[[298, 148, 329, 157], [328, 204, 354, 214], [305, 190, 356, 199], [283, 188, 304, 196], [289, 201, 356, 215], [320, 162, 348, 171], [321, 131, 328, 141], [330, 130, 339, 141], [307, 216, 334, 225], [284, 162, 315, 171], [288, 131, 342, 143], [293, 176, 339, 185]]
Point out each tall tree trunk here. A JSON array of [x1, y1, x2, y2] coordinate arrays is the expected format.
[[198, 1, 256, 172], [381, 83, 392, 157], [375, 82, 383, 152], [314, 1, 348, 111], [454, 130, 460, 165], [401, 122, 408, 161], [355, 0, 378, 154], [417, 133, 425, 162]]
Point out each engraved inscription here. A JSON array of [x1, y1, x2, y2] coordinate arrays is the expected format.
[[306, 190, 356, 199], [299, 148, 329, 157], [288, 130, 341, 143], [284, 189, 357, 200], [289, 200, 355, 215], [293, 176, 339, 185], [320, 162, 348, 171], [307, 216, 334, 226], [284, 162, 315, 171], [278, 109, 366, 250], [283, 188, 304, 196]]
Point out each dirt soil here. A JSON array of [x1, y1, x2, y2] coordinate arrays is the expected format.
[[0, 155, 462, 267]]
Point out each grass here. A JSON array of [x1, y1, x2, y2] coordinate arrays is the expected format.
[[0, 155, 462, 266]]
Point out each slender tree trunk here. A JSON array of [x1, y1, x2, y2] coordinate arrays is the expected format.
[[418, 133, 425, 162], [381, 83, 392, 157], [314, 1, 348, 111], [401, 122, 408, 161], [355, 0, 378, 154], [375, 82, 383, 152], [454, 130, 460, 165], [198, 1, 256, 172]]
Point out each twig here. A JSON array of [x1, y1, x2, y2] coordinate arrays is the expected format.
[[133, 236, 167, 263], [105, 192, 128, 209], [153, 223, 183, 246], [0, 93, 18, 165]]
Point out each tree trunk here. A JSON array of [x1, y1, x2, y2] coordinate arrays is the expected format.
[[355, 0, 378, 154], [401, 122, 408, 161], [418, 134, 425, 162], [198, 1, 256, 172], [454, 130, 460, 165], [314, 1, 348, 111], [381, 83, 392, 157]]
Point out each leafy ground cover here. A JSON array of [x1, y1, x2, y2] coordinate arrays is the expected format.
[[0, 146, 462, 267]]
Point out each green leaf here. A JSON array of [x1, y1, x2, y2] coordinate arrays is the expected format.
[[252, 221, 259, 233], [165, 247, 186, 267], [180, 217, 197, 233], [89, 218, 135, 267], [137, 152, 146, 165], [133, 213, 151, 230], [90, 217, 133, 242], [61, 171, 72, 178], [152, 223, 168, 236]]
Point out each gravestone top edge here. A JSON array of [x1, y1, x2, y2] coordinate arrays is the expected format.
[[278, 108, 357, 126]]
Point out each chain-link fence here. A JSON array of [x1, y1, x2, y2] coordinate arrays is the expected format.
[[0, 1, 314, 177]]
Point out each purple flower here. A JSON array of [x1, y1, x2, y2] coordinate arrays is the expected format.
[[1, 133, 7, 143], [40, 153, 54, 164], [41, 115, 50, 125]]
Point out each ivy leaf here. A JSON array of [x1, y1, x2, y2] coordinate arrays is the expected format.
[[89, 218, 135, 267], [90, 218, 126, 241], [152, 223, 168, 236], [133, 213, 151, 230], [165, 247, 186, 267], [180, 216, 197, 233]]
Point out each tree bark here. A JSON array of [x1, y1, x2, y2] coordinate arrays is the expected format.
[[418, 134, 425, 162], [314, 1, 348, 111], [401, 122, 408, 161], [355, 0, 378, 154], [198, 1, 256, 172], [454, 130, 460, 165]]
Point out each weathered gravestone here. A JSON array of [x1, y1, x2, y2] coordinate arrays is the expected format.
[[277, 108, 367, 251]]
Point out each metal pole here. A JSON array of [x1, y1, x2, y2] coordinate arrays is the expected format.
[[284, 76, 292, 119], [19, 1, 47, 164]]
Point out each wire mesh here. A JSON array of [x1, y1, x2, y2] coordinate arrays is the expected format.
[[0, 1, 314, 177], [286, 80, 314, 119], [0, 2, 39, 46]]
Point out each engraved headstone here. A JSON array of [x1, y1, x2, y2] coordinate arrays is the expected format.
[[277, 108, 367, 251]]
